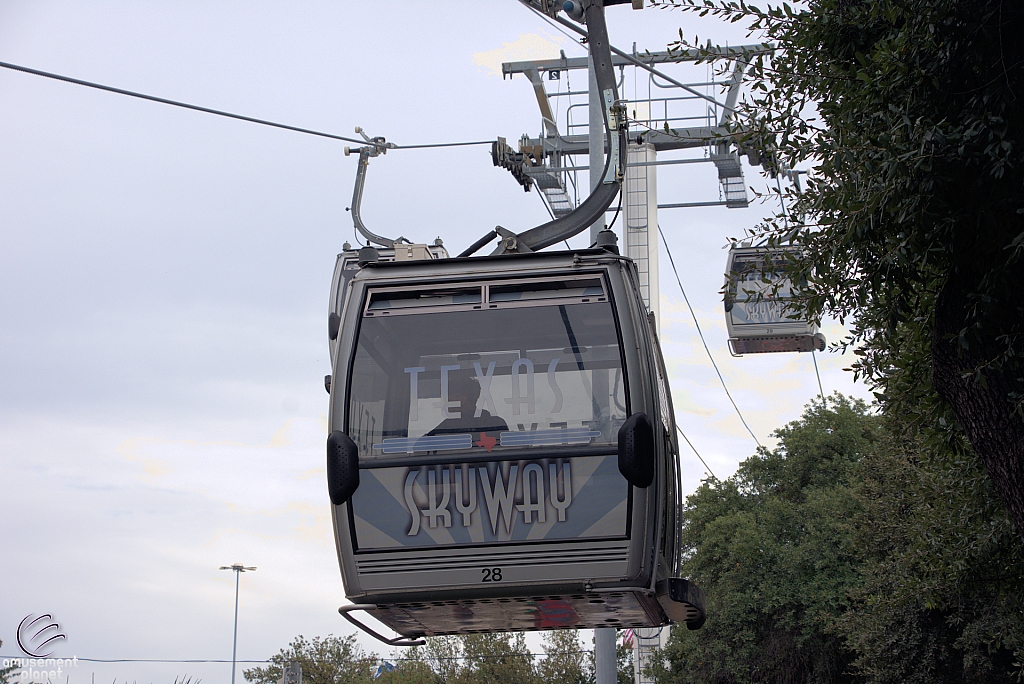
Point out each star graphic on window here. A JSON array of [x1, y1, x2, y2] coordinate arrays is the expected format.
[[475, 432, 497, 452]]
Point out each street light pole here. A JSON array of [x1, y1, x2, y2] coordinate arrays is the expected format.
[[220, 564, 256, 684]]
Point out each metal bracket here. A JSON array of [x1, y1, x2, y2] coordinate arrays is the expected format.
[[493, 226, 534, 254], [337, 604, 426, 647], [602, 88, 621, 184]]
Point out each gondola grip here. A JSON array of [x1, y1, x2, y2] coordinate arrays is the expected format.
[[327, 430, 360, 505], [618, 412, 655, 488]]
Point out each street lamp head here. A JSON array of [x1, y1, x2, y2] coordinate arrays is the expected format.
[[220, 564, 257, 572]]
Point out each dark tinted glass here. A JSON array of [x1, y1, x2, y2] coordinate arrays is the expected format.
[[347, 300, 628, 460]]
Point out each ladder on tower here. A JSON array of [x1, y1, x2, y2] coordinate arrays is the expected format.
[[624, 143, 659, 326]]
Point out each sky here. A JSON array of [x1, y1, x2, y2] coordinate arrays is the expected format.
[[0, 2, 873, 683]]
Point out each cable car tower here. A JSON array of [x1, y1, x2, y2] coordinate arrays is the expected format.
[[325, 0, 706, 649], [491, 11, 822, 361], [492, 29, 772, 323]]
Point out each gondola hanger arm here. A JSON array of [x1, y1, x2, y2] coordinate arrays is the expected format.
[[343, 127, 408, 249], [461, 0, 627, 257]]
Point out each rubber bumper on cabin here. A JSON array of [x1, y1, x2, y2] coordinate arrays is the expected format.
[[656, 577, 707, 630]]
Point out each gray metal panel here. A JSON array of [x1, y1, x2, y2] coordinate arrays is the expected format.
[[617, 257, 676, 591], [604, 259, 659, 587], [356, 541, 630, 591], [328, 253, 345, 368]]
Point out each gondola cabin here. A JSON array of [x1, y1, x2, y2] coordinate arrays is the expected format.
[[325, 246, 705, 641], [724, 245, 826, 355]]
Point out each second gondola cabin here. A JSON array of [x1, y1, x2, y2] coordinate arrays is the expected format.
[[724, 244, 826, 355], [325, 245, 704, 641]]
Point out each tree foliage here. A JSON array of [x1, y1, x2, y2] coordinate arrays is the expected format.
[[450, 633, 538, 684], [659, 395, 877, 683], [0, 642, 17, 684], [655, 0, 1024, 535], [657, 396, 1024, 683], [245, 631, 596, 684], [617, 640, 633, 684], [646, 0, 1024, 676], [537, 629, 592, 684], [243, 634, 376, 684], [838, 420, 1024, 683], [374, 643, 436, 684]]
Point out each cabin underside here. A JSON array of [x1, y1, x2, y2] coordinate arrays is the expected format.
[[365, 590, 675, 636]]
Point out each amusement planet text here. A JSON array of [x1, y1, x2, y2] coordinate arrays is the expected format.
[[3, 657, 79, 682]]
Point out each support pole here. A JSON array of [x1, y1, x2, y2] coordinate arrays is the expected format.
[[588, 31, 612, 547], [587, 29, 616, 684], [231, 570, 240, 684], [220, 564, 255, 684], [589, 49, 606, 244], [595, 627, 617, 684], [624, 143, 660, 331]]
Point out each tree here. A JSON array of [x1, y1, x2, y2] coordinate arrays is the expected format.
[[537, 630, 592, 684], [616, 639, 633, 684], [656, 395, 1024, 682], [655, 0, 1024, 535], [423, 636, 462, 684], [658, 395, 879, 683], [450, 632, 537, 684], [243, 634, 375, 684], [0, 642, 17, 684], [836, 421, 1024, 683], [374, 643, 437, 684], [245, 631, 556, 684]]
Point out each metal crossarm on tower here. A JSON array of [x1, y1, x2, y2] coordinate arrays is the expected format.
[[493, 43, 769, 222]]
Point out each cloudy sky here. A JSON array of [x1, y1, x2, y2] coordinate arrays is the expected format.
[[0, 2, 871, 682]]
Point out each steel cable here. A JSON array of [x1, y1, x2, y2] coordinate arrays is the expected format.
[[658, 224, 763, 448], [0, 60, 492, 150]]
